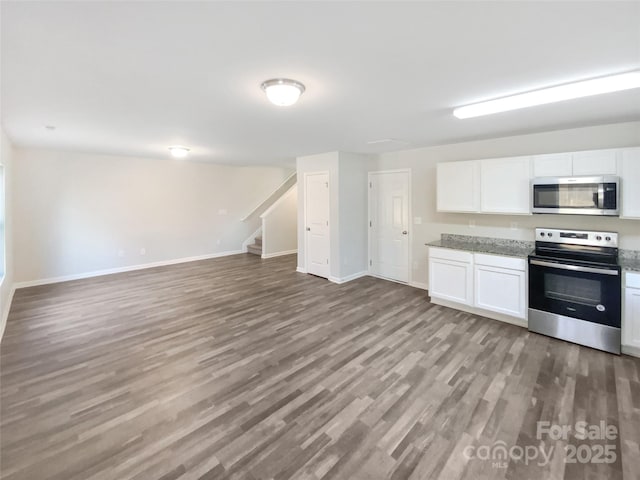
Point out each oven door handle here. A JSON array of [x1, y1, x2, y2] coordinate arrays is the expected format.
[[529, 259, 619, 276]]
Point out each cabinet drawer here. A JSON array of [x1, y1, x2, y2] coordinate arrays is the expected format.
[[474, 253, 526, 271], [429, 247, 473, 263], [626, 272, 640, 289]]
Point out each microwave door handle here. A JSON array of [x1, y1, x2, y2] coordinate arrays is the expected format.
[[530, 259, 619, 276], [597, 184, 605, 209]]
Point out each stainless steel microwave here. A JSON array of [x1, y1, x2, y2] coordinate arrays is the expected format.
[[532, 176, 620, 216]]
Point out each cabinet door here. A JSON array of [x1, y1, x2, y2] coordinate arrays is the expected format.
[[572, 150, 618, 176], [533, 153, 573, 177], [620, 147, 640, 219], [429, 258, 473, 305], [475, 265, 526, 319], [437, 161, 479, 212], [480, 157, 531, 214], [623, 288, 640, 349]]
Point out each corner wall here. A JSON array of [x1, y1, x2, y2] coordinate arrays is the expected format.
[[13, 148, 292, 284], [0, 129, 14, 338], [296, 151, 371, 281]]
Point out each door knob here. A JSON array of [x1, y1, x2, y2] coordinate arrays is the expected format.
[[402, 231, 408, 235], [306, 227, 311, 231]]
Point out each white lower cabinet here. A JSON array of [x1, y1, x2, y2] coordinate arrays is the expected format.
[[429, 248, 527, 321], [474, 254, 527, 319], [428, 248, 473, 305], [623, 272, 640, 350]]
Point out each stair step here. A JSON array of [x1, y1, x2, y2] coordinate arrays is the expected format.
[[247, 244, 262, 256], [255, 236, 262, 246]]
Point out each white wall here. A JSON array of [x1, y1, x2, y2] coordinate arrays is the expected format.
[[13, 148, 292, 283], [296, 151, 370, 281], [261, 184, 297, 257], [338, 152, 369, 279], [375, 121, 640, 287], [0, 129, 14, 337]]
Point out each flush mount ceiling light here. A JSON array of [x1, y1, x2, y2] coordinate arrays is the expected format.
[[453, 70, 640, 119], [168, 146, 190, 158], [261, 78, 305, 106]]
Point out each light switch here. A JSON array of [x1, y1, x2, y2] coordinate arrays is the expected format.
[[218, 209, 228, 215]]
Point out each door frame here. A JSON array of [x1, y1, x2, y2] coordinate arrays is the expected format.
[[367, 169, 412, 284], [303, 170, 330, 276]]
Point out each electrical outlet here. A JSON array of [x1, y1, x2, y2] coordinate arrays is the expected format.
[[140, 247, 146, 256], [218, 209, 228, 215], [469, 219, 476, 228], [216, 239, 221, 245], [414, 217, 422, 225], [510, 222, 518, 230], [117, 249, 124, 258]]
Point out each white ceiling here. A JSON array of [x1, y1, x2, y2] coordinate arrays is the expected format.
[[2, 1, 639, 166]]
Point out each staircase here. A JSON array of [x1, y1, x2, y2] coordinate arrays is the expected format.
[[247, 236, 262, 256]]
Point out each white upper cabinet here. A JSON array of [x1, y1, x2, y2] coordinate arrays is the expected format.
[[480, 157, 531, 214], [532, 153, 573, 177], [437, 160, 479, 213], [572, 149, 618, 176], [532, 149, 618, 178], [620, 147, 640, 219], [437, 147, 635, 216]]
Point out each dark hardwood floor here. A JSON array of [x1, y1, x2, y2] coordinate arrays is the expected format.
[[1, 253, 639, 480]]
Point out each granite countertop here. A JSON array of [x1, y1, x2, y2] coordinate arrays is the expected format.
[[620, 251, 640, 273], [427, 234, 640, 272], [426, 234, 534, 259]]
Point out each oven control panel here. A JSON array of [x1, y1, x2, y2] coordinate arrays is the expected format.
[[535, 228, 618, 247]]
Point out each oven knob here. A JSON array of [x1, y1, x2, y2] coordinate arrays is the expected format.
[[605, 236, 611, 241], [596, 235, 602, 241], [540, 232, 545, 237], [547, 232, 553, 237]]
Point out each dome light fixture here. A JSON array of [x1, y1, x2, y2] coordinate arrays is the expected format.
[[261, 78, 305, 106], [168, 146, 190, 158]]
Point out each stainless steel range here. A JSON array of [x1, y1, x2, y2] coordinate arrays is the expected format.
[[528, 228, 621, 354]]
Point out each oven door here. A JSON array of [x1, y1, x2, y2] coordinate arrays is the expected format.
[[528, 257, 621, 328]]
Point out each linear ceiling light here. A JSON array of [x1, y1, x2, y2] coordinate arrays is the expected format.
[[453, 71, 640, 119]]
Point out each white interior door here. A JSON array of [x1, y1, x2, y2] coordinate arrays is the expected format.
[[369, 171, 410, 282], [305, 172, 330, 279]]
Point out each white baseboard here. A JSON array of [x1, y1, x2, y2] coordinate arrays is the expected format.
[[409, 281, 429, 291], [0, 285, 16, 342], [296, 266, 307, 274], [430, 297, 528, 329], [261, 249, 297, 259], [14, 250, 244, 289], [367, 272, 410, 286], [328, 271, 368, 284], [622, 344, 640, 358]]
